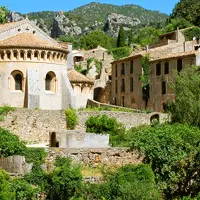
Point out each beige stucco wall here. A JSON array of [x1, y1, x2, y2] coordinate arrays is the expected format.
[[111, 57, 145, 110], [0, 59, 76, 110]]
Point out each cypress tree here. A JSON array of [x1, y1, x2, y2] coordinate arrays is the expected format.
[[117, 26, 126, 47]]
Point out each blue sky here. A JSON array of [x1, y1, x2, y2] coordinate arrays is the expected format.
[[0, 0, 179, 15]]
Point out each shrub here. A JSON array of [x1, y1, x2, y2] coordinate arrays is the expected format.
[[65, 109, 78, 130], [47, 157, 83, 200], [184, 27, 200, 41], [0, 106, 15, 121], [12, 178, 40, 200], [0, 169, 15, 200], [108, 47, 131, 60], [0, 128, 26, 157], [130, 123, 200, 198]]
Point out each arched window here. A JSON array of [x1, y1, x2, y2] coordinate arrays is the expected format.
[[45, 71, 56, 93], [13, 50, 18, 60], [20, 51, 25, 60], [6, 51, 11, 60], [0, 51, 5, 60], [27, 51, 32, 60], [11, 70, 24, 91]]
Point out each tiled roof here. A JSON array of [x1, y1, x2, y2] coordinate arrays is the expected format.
[[0, 20, 26, 32], [150, 51, 196, 62], [0, 32, 67, 52], [68, 69, 94, 84]]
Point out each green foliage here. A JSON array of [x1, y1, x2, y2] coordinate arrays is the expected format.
[[79, 105, 135, 112], [0, 106, 15, 121], [0, 128, 26, 157], [133, 27, 160, 47], [24, 148, 47, 165], [169, 66, 200, 127], [0, 169, 15, 200], [75, 64, 83, 73], [170, 0, 200, 26], [117, 26, 126, 47], [80, 30, 116, 50], [184, 27, 200, 41], [163, 18, 192, 33], [130, 123, 200, 198], [108, 47, 131, 60], [0, 6, 8, 24], [12, 178, 40, 200], [85, 114, 125, 146], [57, 35, 81, 49], [81, 164, 160, 200], [140, 53, 150, 86], [65, 109, 78, 130], [24, 165, 48, 191], [48, 157, 83, 200]]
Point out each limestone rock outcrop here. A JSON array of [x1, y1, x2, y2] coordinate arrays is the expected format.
[[105, 13, 141, 37], [50, 11, 82, 38]]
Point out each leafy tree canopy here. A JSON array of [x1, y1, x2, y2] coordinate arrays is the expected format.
[[0, 6, 8, 24], [169, 66, 200, 127], [117, 26, 126, 47], [170, 0, 200, 26]]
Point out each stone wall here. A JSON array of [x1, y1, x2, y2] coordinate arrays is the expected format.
[[46, 148, 142, 168], [76, 110, 169, 130], [0, 108, 66, 143], [0, 108, 168, 143]]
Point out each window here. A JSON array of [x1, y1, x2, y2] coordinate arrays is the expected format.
[[115, 80, 118, 93], [20, 51, 25, 60], [6, 51, 11, 60], [11, 70, 24, 91], [115, 65, 118, 77], [164, 62, 169, 74], [27, 51, 31, 59], [45, 71, 56, 93], [156, 63, 161, 75], [130, 77, 134, 92], [130, 60, 133, 74], [162, 81, 166, 95], [122, 96, 125, 107], [15, 74, 22, 90], [41, 51, 45, 60], [121, 63, 125, 75], [121, 79, 125, 92], [177, 59, 182, 72]]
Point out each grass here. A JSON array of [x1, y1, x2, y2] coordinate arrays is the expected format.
[[0, 106, 15, 121]]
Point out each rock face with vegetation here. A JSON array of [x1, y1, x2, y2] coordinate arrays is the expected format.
[[5, 2, 168, 38]]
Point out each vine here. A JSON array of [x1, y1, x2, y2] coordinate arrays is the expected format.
[[140, 53, 150, 87]]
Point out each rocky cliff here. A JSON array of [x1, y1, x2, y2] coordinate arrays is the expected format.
[[6, 2, 168, 38]]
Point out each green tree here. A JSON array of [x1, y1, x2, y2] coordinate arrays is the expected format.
[[169, 66, 200, 127], [117, 26, 126, 47], [131, 123, 200, 198], [108, 46, 131, 60], [48, 157, 83, 200], [0, 6, 7, 24], [170, 0, 200, 26]]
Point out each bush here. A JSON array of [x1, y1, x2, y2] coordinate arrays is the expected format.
[[0, 169, 15, 200], [65, 109, 78, 130], [108, 47, 131, 60], [184, 27, 200, 41], [0, 106, 15, 121], [0, 128, 26, 157], [12, 178, 40, 200], [47, 157, 83, 200], [130, 123, 200, 198]]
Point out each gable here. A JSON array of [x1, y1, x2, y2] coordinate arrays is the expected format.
[[0, 19, 60, 48]]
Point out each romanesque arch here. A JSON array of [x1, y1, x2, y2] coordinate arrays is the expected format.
[[45, 71, 57, 93], [10, 70, 24, 91]]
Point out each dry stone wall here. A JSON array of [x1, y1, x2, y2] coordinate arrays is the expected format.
[[46, 148, 143, 168], [0, 108, 168, 143]]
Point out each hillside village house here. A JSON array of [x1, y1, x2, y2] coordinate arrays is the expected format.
[[0, 19, 94, 110], [111, 28, 200, 112]]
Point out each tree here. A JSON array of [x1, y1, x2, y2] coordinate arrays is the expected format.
[[117, 26, 126, 47], [130, 123, 200, 198], [0, 6, 7, 24], [170, 0, 200, 26], [169, 66, 200, 127]]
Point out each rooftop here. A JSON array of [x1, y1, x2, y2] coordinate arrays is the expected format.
[[0, 32, 68, 53], [68, 69, 94, 84]]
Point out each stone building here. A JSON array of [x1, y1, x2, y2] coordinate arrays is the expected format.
[[0, 19, 93, 109], [111, 28, 200, 112]]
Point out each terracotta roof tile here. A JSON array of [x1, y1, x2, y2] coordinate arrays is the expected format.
[[68, 69, 94, 84], [0, 32, 67, 52]]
